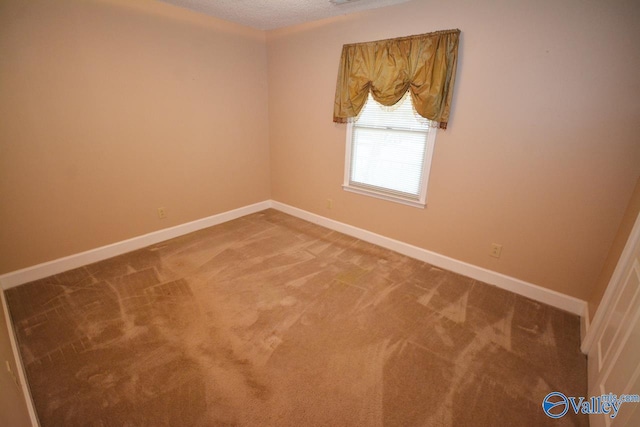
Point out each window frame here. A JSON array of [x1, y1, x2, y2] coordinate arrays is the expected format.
[[342, 100, 438, 209]]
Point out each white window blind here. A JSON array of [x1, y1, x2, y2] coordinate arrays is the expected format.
[[344, 92, 437, 207]]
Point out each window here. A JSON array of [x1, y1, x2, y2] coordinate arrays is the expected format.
[[343, 91, 437, 208]]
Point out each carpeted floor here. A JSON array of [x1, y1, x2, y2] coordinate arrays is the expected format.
[[5, 209, 587, 426]]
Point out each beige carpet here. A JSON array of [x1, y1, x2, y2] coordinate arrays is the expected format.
[[5, 209, 587, 426]]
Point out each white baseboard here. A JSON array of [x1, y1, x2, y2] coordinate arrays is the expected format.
[[0, 201, 271, 290], [1, 290, 40, 426], [271, 201, 587, 316], [0, 199, 587, 317]]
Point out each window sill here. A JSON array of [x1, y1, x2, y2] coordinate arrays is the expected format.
[[342, 185, 426, 208]]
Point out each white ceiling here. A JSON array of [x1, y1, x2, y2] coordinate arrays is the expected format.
[[157, 0, 413, 31]]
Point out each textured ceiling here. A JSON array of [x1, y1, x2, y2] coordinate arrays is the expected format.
[[157, 0, 412, 30]]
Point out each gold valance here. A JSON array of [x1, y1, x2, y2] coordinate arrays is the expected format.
[[333, 29, 460, 129]]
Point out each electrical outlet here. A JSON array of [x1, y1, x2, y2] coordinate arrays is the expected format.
[[157, 207, 167, 219], [326, 199, 333, 209], [490, 243, 503, 258]]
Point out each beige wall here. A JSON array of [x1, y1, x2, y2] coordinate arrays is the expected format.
[[267, 0, 640, 300], [589, 177, 640, 318], [1, 0, 639, 303], [3, 0, 638, 423], [0, 0, 271, 273]]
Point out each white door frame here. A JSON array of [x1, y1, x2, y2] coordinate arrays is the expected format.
[[581, 210, 640, 355], [581, 208, 640, 427]]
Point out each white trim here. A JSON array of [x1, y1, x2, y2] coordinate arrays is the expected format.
[[581, 209, 640, 354], [271, 201, 587, 316], [0, 201, 271, 290], [1, 291, 40, 426], [0, 198, 587, 317], [581, 303, 590, 344]]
